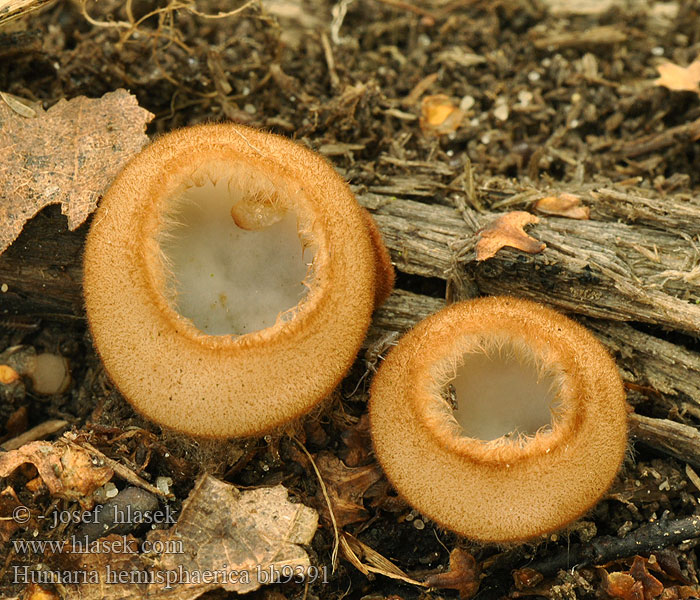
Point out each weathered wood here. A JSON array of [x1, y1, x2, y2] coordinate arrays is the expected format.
[[589, 187, 700, 237], [4, 186, 700, 337], [359, 191, 700, 335], [630, 413, 700, 469], [2, 188, 700, 468], [0, 206, 85, 319]]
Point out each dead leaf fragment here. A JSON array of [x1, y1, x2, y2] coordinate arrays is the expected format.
[[475, 211, 546, 261], [603, 571, 642, 600], [0, 89, 154, 255], [654, 59, 700, 95], [340, 413, 372, 467], [402, 72, 439, 107], [342, 531, 423, 587], [601, 556, 668, 600], [629, 556, 664, 600], [534, 193, 590, 220], [314, 451, 383, 528], [153, 475, 318, 596], [420, 94, 464, 135], [0, 441, 113, 507], [424, 548, 480, 600], [52, 475, 319, 600]]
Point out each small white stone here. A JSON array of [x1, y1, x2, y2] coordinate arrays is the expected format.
[[0, 283, 7, 293], [517, 90, 533, 106], [244, 104, 257, 114], [156, 476, 173, 495], [104, 482, 118, 498], [651, 46, 664, 56], [459, 95, 475, 111], [528, 71, 541, 82], [413, 519, 425, 530], [493, 104, 509, 121]]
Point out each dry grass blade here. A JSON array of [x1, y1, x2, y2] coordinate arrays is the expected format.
[[341, 532, 426, 587], [0, 0, 55, 26]]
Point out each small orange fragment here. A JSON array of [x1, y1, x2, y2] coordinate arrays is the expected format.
[[475, 211, 546, 261], [534, 193, 590, 220], [420, 94, 463, 135], [654, 58, 700, 95], [0, 365, 19, 384]]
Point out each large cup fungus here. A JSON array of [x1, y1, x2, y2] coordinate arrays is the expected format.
[[369, 296, 628, 543], [84, 123, 393, 438]]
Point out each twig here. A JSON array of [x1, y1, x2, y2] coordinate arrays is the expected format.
[[1, 419, 68, 451], [294, 437, 340, 571], [70, 439, 173, 499], [618, 117, 700, 158], [629, 413, 700, 469], [321, 32, 340, 90], [526, 515, 700, 577]]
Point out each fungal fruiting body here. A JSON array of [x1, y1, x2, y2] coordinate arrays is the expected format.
[[369, 296, 628, 543], [83, 123, 393, 438]]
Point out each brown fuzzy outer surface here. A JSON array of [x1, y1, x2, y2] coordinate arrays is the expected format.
[[369, 296, 628, 543], [84, 123, 393, 438]]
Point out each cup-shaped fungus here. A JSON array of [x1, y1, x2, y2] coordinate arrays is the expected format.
[[84, 123, 393, 438], [369, 296, 628, 543]]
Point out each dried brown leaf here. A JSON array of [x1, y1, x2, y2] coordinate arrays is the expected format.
[[0, 89, 153, 254], [315, 451, 383, 528], [53, 475, 318, 600], [475, 211, 546, 261], [654, 59, 700, 95], [424, 548, 480, 600], [341, 532, 423, 587], [602, 556, 668, 600], [153, 476, 318, 596], [340, 413, 372, 467], [0, 441, 112, 507], [534, 193, 590, 220], [653, 550, 690, 584], [629, 556, 664, 600], [603, 571, 644, 600]]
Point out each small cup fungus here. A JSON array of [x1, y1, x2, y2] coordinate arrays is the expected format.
[[84, 123, 393, 438], [369, 296, 628, 543]]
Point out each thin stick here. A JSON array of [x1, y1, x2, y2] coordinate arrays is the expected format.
[[70, 439, 173, 500], [294, 437, 339, 571], [1, 419, 68, 451]]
